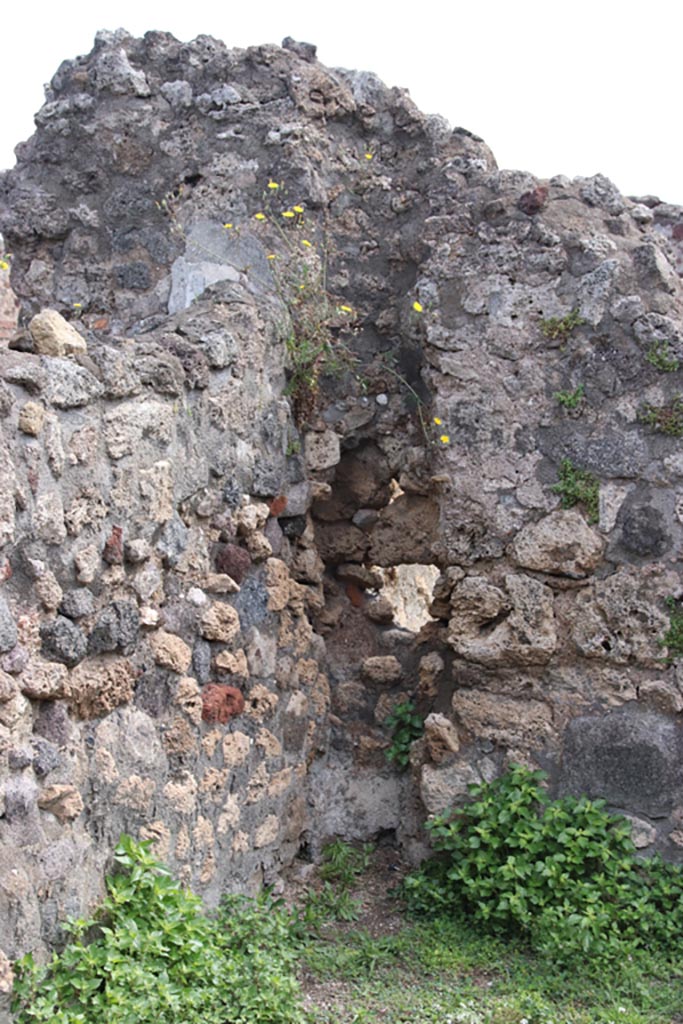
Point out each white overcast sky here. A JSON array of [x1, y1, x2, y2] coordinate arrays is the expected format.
[[2, 0, 682, 204]]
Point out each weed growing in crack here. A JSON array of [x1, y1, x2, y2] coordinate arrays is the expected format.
[[540, 308, 583, 341], [384, 700, 424, 770], [552, 457, 600, 523], [660, 595, 683, 664], [554, 383, 585, 409], [646, 341, 679, 372], [155, 178, 443, 439], [245, 183, 361, 424], [638, 396, 683, 436]]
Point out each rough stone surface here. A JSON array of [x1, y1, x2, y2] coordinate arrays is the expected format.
[[449, 575, 557, 666], [29, 309, 87, 356], [68, 657, 137, 719], [509, 511, 604, 577], [201, 684, 245, 724], [40, 616, 88, 667], [0, 596, 17, 653], [149, 631, 192, 674], [560, 709, 681, 818], [361, 656, 402, 685], [37, 784, 84, 823], [18, 401, 45, 436], [200, 603, 241, 644], [423, 713, 460, 763], [305, 431, 341, 471], [0, 28, 683, 962]]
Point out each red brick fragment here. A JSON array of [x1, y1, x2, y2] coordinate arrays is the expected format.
[[269, 495, 288, 517], [201, 684, 245, 724], [103, 525, 124, 564], [345, 582, 364, 608]]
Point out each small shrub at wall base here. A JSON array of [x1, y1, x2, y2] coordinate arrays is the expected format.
[[402, 765, 683, 963], [12, 835, 307, 1024]]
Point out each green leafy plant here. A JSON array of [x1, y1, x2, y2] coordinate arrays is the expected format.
[[320, 840, 374, 887], [384, 700, 424, 770], [301, 883, 362, 926], [402, 766, 683, 963], [554, 383, 585, 409], [540, 308, 583, 341], [552, 457, 600, 523], [294, 840, 374, 934], [660, 595, 683, 664], [638, 396, 683, 436], [646, 341, 679, 372], [12, 835, 306, 1024]]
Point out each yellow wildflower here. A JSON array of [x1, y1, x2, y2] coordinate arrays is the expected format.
[[433, 417, 442, 426], [0, 261, 8, 272], [365, 152, 373, 160], [223, 222, 233, 229], [339, 305, 353, 314], [267, 181, 279, 189], [267, 254, 276, 260], [292, 205, 304, 213], [282, 210, 295, 219], [439, 435, 450, 445], [254, 212, 266, 220], [301, 239, 312, 248], [73, 303, 82, 309], [413, 301, 423, 313]]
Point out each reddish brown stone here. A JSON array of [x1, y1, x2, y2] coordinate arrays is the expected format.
[[269, 495, 288, 517], [214, 543, 251, 583], [517, 186, 548, 215], [103, 526, 124, 564], [201, 683, 245, 724], [345, 582, 364, 608]]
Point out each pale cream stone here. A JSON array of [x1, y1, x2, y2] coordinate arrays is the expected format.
[[37, 784, 84, 823], [149, 630, 192, 673], [114, 775, 155, 812], [18, 401, 45, 436], [256, 728, 282, 758], [163, 772, 198, 814], [217, 794, 241, 834], [222, 731, 251, 766], [29, 309, 87, 356], [200, 603, 240, 643], [254, 814, 279, 848]]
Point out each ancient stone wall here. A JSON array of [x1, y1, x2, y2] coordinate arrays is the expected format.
[[2, 28, 683, 982]]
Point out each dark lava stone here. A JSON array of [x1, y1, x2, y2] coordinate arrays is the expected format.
[[40, 616, 87, 667], [88, 600, 140, 656]]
